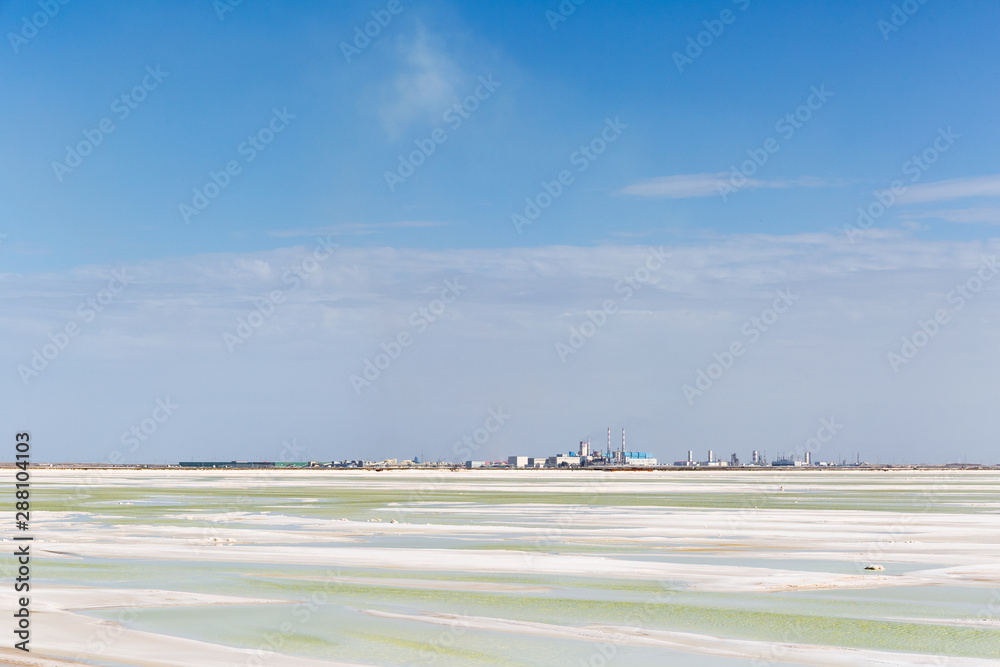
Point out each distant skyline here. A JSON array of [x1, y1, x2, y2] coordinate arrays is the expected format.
[[3, 1, 1000, 464]]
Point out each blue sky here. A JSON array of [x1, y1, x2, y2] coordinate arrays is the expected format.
[[3, 0, 1000, 463]]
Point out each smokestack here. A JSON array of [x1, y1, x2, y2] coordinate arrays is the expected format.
[[805, 451, 811, 465], [621, 427, 625, 453], [708, 449, 714, 463], [687, 450, 693, 463], [607, 427, 611, 457]]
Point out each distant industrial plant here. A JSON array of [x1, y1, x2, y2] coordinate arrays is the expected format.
[[174, 425, 881, 470], [670, 449, 868, 468], [494, 428, 656, 469]]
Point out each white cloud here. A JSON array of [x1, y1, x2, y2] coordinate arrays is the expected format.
[[268, 221, 448, 238], [3, 234, 1000, 465], [618, 173, 726, 198], [903, 207, 1000, 225], [377, 25, 464, 140], [618, 173, 846, 198], [899, 174, 1000, 204]]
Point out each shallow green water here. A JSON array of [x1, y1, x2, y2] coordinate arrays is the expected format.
[[27, 470, 1000, 665]]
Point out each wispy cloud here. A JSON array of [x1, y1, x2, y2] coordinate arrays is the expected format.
[[899, 174, 1000, 204], [4, 234, 1000, 464], [378, 25, 464, 140], [268, 221, 448, 238], [617, 173, 846, 199], [903, 207, 1000, 225]]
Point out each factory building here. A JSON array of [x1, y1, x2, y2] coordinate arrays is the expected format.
[[546, 454, 581, 467], [701, 449, 728, 467], [771, 458, 805, 467], [179, 461, 276, 469], [673, 450, 696, 466]]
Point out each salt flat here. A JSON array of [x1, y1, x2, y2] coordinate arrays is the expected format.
[[3, 469, 999, 665]]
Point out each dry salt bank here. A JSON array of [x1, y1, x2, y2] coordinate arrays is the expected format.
[[4, 468, 1000, 666]]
